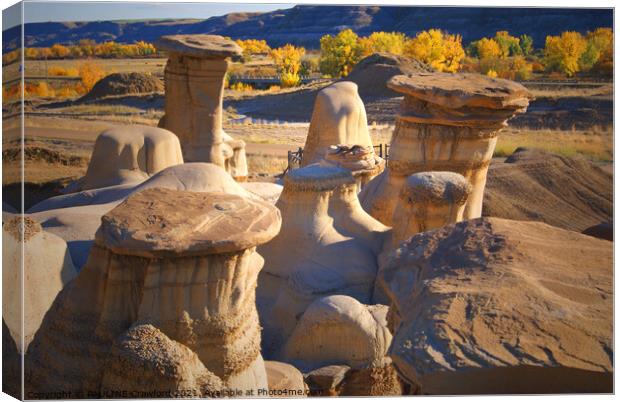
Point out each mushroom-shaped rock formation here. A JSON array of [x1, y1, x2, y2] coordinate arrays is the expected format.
[[80, 125, 183, 191], [257, 165, 379, 357], [26, 188, 282, 396], [301, 82, 377, 167], [2, 216, 77, 352], [360, 73, 532, 225], [282, 295, 391, 372], [101, 324, 224, 397], [156, 34, 247, 180], [323, 145, 385, 190], [378, 217, 613, 394], [390, 171, 471, 248], [29, 163, 261, 270]]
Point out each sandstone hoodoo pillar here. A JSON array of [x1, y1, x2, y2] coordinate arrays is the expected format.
[[257, 164, 379, 357], [360, 72, 532, 225], [301, 82, 383, 174], [156, 35, 245, 175], [26, 188, 281, 396]]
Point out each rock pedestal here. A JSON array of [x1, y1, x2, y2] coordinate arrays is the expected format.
[[157, 35, 247, 179], [301, 82, 377, 167], [26, 188, 281, 396], [360, 73, 532, 225], [257, 165, 379, 357]]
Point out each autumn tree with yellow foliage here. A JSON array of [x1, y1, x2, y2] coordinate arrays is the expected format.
[[319, 29, 362, 77], [236, 39, 271, 61], [404, 29, 465, 72], [544, 31, 588, 77], [359, 31, 407, 57], [270, 44, 306, 87]]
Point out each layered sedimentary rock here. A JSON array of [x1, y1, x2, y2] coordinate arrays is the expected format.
[[80, 125, 183, 191], [301, 82, 378, 167], [2, 216, 77, 351], [156, 35, 247, 179], [26, 188, 281, 396], [257, 165, 379, 357], [360, 73, 532, 225], [323, 145, 385, 190], [390, 171, 470, 248], [378, 217, 613, 394]]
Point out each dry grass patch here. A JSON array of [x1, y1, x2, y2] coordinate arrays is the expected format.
[[495, 127, 613, 162], [247, 153, 288, 175]]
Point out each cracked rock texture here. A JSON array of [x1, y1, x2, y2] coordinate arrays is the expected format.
[[378, 217, 612, 394]]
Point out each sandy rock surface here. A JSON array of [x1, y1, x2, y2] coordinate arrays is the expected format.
[[156, 34, 242, 58], [283, 295, 391, 372], [379, 217, 613, 394], [81, 125, 183, 191], [100, 187, 281, 257], [2, 216, 77, 351]]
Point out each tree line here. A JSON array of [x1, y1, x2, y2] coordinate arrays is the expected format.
[[3, 27, 612, 93]]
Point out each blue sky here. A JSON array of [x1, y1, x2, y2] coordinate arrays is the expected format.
[[3, 2, 294, 28]]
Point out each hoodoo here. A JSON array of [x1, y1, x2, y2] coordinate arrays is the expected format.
[[156, 34, 248, 180], [26, 188, 281, 395], [360, 72, 532, 225], [257, 164, 380, 357], [301, 82, 382, 175]]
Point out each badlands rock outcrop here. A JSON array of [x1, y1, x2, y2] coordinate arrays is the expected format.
[[3, 216, 77, 350], [484, 148, 613, 232], [257, 165, 380, 356], [157, 34, 248, 180], [378, 217, 613, 394], [80, 125, 183, 191], [360, 72, 532, 225], [301, 82, 382, 176], [26, 188, 281, 395]]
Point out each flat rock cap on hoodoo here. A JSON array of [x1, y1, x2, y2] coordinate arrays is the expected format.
[[156, 34, 242, 58], [97, 187, 281, 257], [387, 72, 533, 110]]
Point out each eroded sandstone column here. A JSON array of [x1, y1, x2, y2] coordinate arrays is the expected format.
[[301, 82, 379, 167], [26, 188, 281, 395], [360, 72, 532, 225], [156, 35, 244, 175], [257, 165, 379, 357]]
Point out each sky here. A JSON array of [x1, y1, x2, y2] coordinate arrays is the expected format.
[[3, 1, 294, 29]]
